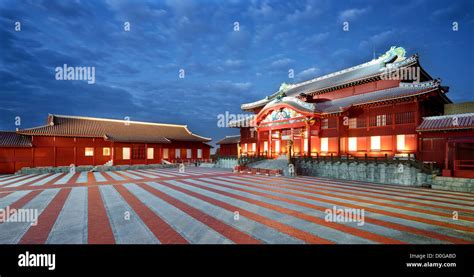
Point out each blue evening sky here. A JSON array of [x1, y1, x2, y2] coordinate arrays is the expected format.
[[1, 0, 473, 148]]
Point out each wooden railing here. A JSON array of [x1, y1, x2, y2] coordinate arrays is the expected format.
[[454, 160, 474, 171]]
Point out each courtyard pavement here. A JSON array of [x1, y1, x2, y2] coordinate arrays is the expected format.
[[0, 167, 472, 244]]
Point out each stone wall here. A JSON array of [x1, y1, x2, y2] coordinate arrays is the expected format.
[[215, 158, 238, 169], [432, 177, 474, 193], [295, 160, 433, 187], [18, 163, 178, 175]]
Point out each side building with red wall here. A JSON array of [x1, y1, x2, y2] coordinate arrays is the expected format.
[[0, 114, 212, 174], [216, 135, 240, 157]]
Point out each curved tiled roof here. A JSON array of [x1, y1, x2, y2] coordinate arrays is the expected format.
[[241, 48, 420, 111], [18, 115, 211, 143], [239, 80, 441, 119], [229, 81, 442, 126], [216, 135, 240, 145], [0, 131, 32, 147], [417, 113, 474, 132], [315, 80, 441, 114], [260, 97, 316, 114]]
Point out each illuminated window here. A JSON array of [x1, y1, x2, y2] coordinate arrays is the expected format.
[[321, 138, 328, 152], [349, 118, 357, 129], [397, 135, 405, 151], [85, 147, 94, 157], [103, 147, 111, 156], [252, 143, 256, 152], [303, 139, 308, 152], [163, 148, 169, 159], [123, 147, 130, 160], [263, 141, 268, 152], [187, 149, 192, 158], [348, 137, 357, 152], [175, 148, 181, 158], [197, 149, 203, 158], [371, 136, 381, 151], [376, 115, 387, 126], [147, 148, 154, 159], [275, 140, 280, 153], [243, 143, 248, 153]]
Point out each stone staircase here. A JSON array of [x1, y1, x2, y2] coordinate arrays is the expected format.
[[247, 155, 290, 176]]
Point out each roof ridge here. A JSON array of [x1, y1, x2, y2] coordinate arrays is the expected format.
[[422, 113, 474, 119], [182, 125, 212, 141], [51, 114, 188, 128]]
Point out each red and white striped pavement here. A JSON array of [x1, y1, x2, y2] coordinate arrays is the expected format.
[[0, 167, 473, 244]]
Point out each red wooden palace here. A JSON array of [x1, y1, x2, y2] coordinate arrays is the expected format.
[[230, 46, 474, 177], [0, 114, 212, 174]]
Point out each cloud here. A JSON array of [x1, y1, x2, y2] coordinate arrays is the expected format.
[[359, 30, 395, 50], [338, 8, 369, 22], [270, 58, 294, 69], [286, 0, 324, 22], [302, 32, 330, 47], [296, 67, 320, 81], [247, 0, 275, 19], [211, 80, 253, 93]]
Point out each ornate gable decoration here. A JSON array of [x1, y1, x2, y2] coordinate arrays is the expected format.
[[262, 107, 303, 123], [379, 46, 406, 63]]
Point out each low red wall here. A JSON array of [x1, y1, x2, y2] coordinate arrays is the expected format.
[[0, 136, 212, 174]]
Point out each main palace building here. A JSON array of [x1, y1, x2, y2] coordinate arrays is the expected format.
[[229, 47, 474, 177]]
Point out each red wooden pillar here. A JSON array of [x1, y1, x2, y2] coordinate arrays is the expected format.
[[444, 141, 449, 170], [453, 142, 457, 170], [111, 141, 115, 165], [73, 137, 77, 165], [414, 99, 421, 127], [336, 119, 340, 156], [392, 135, 397, 155], [442, 140, 452, 177], [268, 130, 272, 158], [31, 147, 35, 168], [366, 136, 371, 154], [392, 110, 396, 130], [307, 127, 311, 156], [145, 143, 148, 165], [73, 148, 77, 165], [92, 138, 95, 166], [257, 130, 260, 156], [130, 144, 133, 165]]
